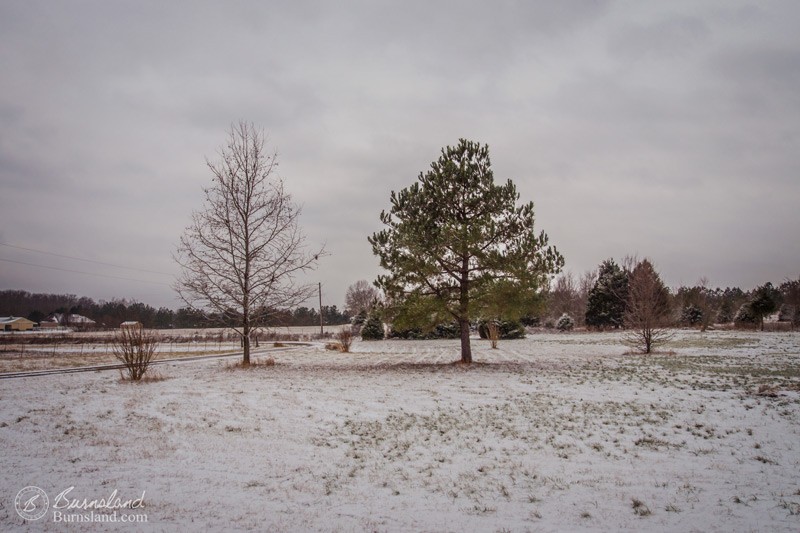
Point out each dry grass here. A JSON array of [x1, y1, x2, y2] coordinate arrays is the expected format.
[[224, 357, 276, 370], [0, 348, 240, 373], [632, 498, 652, 516], [117, 370, 168, 383]]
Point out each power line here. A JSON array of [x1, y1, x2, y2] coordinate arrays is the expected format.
[[0, 242, 173, 276], [0, 257, 171, 286]]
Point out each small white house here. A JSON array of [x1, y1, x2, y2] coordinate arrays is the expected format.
[[120, 321, 143, 330], [48, 313, 97, 328]]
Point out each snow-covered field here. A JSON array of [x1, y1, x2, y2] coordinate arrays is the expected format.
[[1, 330, 799, 531]]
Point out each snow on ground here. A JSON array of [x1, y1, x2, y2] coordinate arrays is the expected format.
[[1, 330, 799, 531]]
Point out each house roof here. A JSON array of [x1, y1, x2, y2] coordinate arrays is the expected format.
[[0, 316, 36, 325], [48, 313, 96, 324]]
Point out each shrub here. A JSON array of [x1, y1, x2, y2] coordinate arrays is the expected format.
[[388, 322, 459, 340], [360, 313, 385, 340], [556, 313, 575, 331], [112, 328, 159, 381], [520, 315, 541, 327], [477, 319, 525, 339], [680, 305, 703, 326], [486, 320, 500, 349], [336, 327, 354, 352]]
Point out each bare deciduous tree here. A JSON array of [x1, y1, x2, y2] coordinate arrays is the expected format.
[[344, 280, 380, 316], [174, 122, 321, 366], [547, 272, 583, 325], [576, 269, 596, 327], [623, 259, 672, 354], [113, 327, 159, 381]]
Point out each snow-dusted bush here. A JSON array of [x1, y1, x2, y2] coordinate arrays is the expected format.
[[351, 310, 367, 327], [734, 303, 757, 328], [556, 313, 575, 332], [681, 305, 703, 327], [360, 314, 385, 340], [388, 322, 459, 340]]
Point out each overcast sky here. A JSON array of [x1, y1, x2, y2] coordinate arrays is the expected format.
[[1, 0, 798, 311]]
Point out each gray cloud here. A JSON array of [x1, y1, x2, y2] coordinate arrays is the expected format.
[[1, 0, 799, 309], [608, 15, 709, 62]]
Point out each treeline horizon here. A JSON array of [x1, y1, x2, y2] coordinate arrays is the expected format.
[[0, 289, 350, 329]]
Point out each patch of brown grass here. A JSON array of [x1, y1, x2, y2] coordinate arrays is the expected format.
[[118, 370, 169, 383], [224, 357, 276, 370]]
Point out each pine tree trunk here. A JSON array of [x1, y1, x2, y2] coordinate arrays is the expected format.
[[459, 318, 472, 364], [459, 255, 472, 364]]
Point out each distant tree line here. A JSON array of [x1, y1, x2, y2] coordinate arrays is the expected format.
[[0, 290, 349, 330], [347, 263, 799, 350], [542, 259, 799, 332], [261, 305, 350, 328]]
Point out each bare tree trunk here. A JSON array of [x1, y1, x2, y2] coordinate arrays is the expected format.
[[242, 332, 250, 365]]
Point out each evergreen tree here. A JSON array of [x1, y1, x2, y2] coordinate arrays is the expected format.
[[360, 313, 385, 340], [585, 259, 628, 329], [680, 305, 703, 327], [748, 282, 780, 331], [717, 287, 746, 323], [369, 139, 563, 363], [351, 309, 367, 328], [734, 303, 758, 328], [779, 278, 800, 330]]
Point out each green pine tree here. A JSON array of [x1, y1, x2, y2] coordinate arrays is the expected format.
[[369, 139, 563, 363], [749, 282, 780, 331], [585, 259, 628, 329], [360, 313, 385, 340]]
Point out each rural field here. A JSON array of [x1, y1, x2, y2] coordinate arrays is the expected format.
[[1, 330, 799, 531], [0, 326, 347, 373]]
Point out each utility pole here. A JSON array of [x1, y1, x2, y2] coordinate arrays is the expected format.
[[319, 282, 324, 336]]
